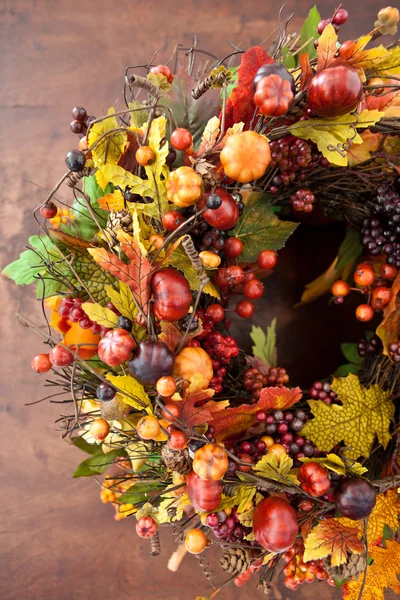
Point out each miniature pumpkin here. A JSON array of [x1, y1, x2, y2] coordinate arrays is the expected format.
[[220, 131, 271, 183], [173, 347, 213, 387], [192, 443, 229, 481], [254, 74, 294, 116], [166, 166, 202, 207], [186, 470, 222, 512], [63, 321, 101, 360], [136, 516, 158, 538], [298, 462, 331, 497], [97, 328, 135, 366], [253, 497, 298, 552]]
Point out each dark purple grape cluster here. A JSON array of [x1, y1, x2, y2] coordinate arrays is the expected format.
[[361, 217, 388, 256], [357, 334, 382, 357], [206, 509, 248, 544], [361, 184, 400, 267], [389, 339, 400, 364], [309, 381, 337, 404], [200, 228, 226, 254]]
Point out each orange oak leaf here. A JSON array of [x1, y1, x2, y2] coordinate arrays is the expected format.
[[337, 489, 400, 545], [300, 53, 313, 90], [303, 518, 365, 566], [347, 130, 382, 167], [376, 272, 400, 354], [210, 386, 302, 442], [316, 24, 338, 72], [223, 46, 273, 130], [97, 190, 124, 211], [88, 231, 152, 312], [158, 321, 202, 352], [171, 374, 229, 429], [343, 539, 400, 600]]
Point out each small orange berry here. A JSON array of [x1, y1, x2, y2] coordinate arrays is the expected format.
[[354, 263, 375, 287], [156, 375, 177, 397], [185, 528, 208, 554], [135, 145, 156, 166], [330, 280, 350, 297], [268, 443, 288, 462], [90, 418, 110, 441], [355, 304, 374, 322], [136, 415, 161, 440]]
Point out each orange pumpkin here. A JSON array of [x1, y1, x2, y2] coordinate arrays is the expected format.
[[220, 131, 271, 183], [63, 322, 100, 359], [173, 347, 213, 387], [166, 166, 202, 207], [192, 443, 228, 481], [254, 75, 294, 116]]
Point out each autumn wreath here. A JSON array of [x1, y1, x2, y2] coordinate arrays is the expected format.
[[3, 4, 400, 599]]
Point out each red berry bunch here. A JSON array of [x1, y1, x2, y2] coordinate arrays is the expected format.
[[58, 297, 116, 335], [206, 509, 247, 543], [290, 189, 315, 213], [309, 381, 338, 404], [244, 366, 289, 402], [317, 7, 348, 35], [283, 541, 329, 590]]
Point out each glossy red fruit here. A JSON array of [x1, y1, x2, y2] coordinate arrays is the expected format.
[[170, 128, 193, 151], [149, 64, 174, 83], [298, 462, 331, 497], [98, 328, 135, 367], [136, 516, 158, 538], [224, 237, 243, 258], [151, 268, 192, 322], [31, 353, 52, 373], [128, 340, 174, 385], [205, 304, 225, 323], [379, 263, 398, 280], [235, 300, 255, 318], [40, 201, 58, 219], [371, 286, 392, 310], [254, 75, 294, 116], [308, 66, 363, 118], [162, 210, 185, 232], [243, 279, 264, 299], [49, 345, 74, 367], [198, 188, 239, 231], [253, 497, 299, 552], [334, 477, 377, 519], [185, 470, 222, 512], [168, 428, 187, 450], [257, 250, 277, 270]]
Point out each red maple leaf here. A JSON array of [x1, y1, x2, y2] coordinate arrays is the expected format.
[[222, 46, 273, 130], [210, 385, 302, 442]]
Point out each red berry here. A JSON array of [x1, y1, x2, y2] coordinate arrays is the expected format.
[[355, 304, 374, 322], [40, 202, 58, 219], [256, 411, 266, 422], [149, 64, 174, 83], [170, 128, 193, 151], [49, 345, 74, 367], [371, 286, 392, 310], [224, 237, 243, 258], [379, 263, 398, 280], [354, 263, 375, 287], [317, 18, 331, 34], [168, 428, 187, 450], [199, 188, 239, 231], [243, 279, 264, 299], [235, 300, 255, 318], [72, 106, 87, 121], [31, 353, 52, 374], [162, 210, 184, 232], [98, 328, 135, 366], [333, 8, 348, 25], [205, 304, 225, 323], [257, 249, 277, 270], [237, 453, 253, 472]]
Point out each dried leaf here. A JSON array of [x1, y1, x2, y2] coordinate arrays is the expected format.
[[200, 116, 220, 151], [301, 374, 395, 459], [173, 375, 228, 429], [81, 302, 119, 328], [337, 489, 400, 545], [343, 540, 400, 600], [158, 322, 181, 352], [316, 24, 338, 72], [210, 386, 302, 442], [376, 272, 400, 354], [289, 109, 384, 167], [253, 452, 299, 486], [88, 108, 127, 189], [105, 374, 152, 414], [304, 519, 365, 566], [336, 36, 399, 81], [232, 193, 298, 261]]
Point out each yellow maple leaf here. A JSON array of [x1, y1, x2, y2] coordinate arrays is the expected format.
[[81, 302, 119, 328], [253, 452, 299, 486], [97, 190, 125, 211], [289, 110, 384, 167], [337, 489, 400, 545], [145, 115, 169, 179], [105, 374, 152, 415], [317, 24, 338, 72], [88, 107, 127, 189], [343, 539, 400, 600], [303, 518, 365, 566], [301, 374, 395, 459]]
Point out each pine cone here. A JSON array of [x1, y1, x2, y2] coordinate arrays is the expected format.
[[106, 209, 133, 242], [220, 548, 251, 574], [161, 445, 192, 475], [322, 552, 367, 582]]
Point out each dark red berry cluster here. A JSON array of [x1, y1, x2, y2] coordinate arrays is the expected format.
[[389, 339, 400, 364], [206, 509, 248, 543], [309, 381, 338, 404], [290, 189, 315, 213], [357, 334, 382, 357], [317, 7, 348, 35], [244, 366, 289, 402], [58, 297, 117, 335], [70, 106, 95, 137]]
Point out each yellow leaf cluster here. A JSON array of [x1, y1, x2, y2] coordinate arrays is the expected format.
[[343, 540, 400, 600], [81, 302, 119, 328], [105, 374, 152, 414], [301, 374, 395, 459], [97, 190, 125, 212], [289, 110, 384, 167], [217, 485, 257, 513], [88, 107, 127, 189], [303, 518, 365, 566], [337, 489, 400, 545], [253, 451, 299, 485]]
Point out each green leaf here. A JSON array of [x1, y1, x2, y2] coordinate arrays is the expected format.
[[166, 245, 220, 298], [340, 343, 362, 365], [117, 481, 165, 504], [336, 228, 362, 270], [282, 47, 296, 69], [82, 302, 119, 328], [128, 101, 148, 130], [224, 66, 239, 98], [250, 318, 277, 367], [2, 235, 58, 285], [73, 448, 124, 477], [300, 6, 321, 61], [84, 175, 114, 203], [334, 363, 361, 377], [232, 193, 298, 261], [65, 195, 108, 241], [72, 436, 100, 455]]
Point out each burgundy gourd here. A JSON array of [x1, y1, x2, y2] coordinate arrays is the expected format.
[[151, 268, 192, 322]]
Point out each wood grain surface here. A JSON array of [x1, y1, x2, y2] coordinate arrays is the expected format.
[[0, 1, 397, 599]]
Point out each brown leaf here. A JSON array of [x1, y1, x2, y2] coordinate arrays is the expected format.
[[300, 53, 313, 90], [304, 518, 365, 566], [377, 272, 400, 354]]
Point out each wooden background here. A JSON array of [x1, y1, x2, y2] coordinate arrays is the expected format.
[[1, 1, 397, 599]]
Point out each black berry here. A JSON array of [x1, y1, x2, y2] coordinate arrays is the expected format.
[[72, 106, 87, 121], [206, 194, 222, 210], [65, 150, 86, 172], [118, 315, 133, 332], [96, 382, 116, 401]]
